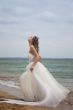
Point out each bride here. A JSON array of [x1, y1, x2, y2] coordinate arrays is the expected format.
[[19, 35, 70, 107]]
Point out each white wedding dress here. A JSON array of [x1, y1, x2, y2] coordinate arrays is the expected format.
[[19, 53, 70, 107]]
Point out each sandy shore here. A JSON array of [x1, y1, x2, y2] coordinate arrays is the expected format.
[[0, 76, 73, 110], [0, 90, 73, 110]]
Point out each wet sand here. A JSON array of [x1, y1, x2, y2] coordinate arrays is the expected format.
[[0, 90, 73, 110]]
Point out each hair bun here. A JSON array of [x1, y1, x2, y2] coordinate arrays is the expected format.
[[33, 36, 39, 40]]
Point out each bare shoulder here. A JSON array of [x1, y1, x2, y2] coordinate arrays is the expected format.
[[30, 45, 34, 49], [30, 45, 38, 56], [30, 45, 36, 52], [30, 45, 42, 59]]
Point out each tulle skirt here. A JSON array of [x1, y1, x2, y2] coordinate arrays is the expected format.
[[19, 61, 70, 107]]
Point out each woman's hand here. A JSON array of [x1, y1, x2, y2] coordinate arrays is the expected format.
[[30, 66, 34, 72]]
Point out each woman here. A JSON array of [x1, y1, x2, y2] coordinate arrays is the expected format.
[[19, 35, 70, 107]]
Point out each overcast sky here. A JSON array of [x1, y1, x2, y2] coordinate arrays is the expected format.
[[0, 0, 73, 58]]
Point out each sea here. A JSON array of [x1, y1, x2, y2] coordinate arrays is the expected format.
[[0, 58, 73, 90]]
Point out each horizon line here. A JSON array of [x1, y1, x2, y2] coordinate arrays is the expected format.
[[0, 57, 73, 59]]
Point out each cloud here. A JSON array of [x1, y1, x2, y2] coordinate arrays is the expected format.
[[36, 11, 56, 22], [0, 0, 73, 58]]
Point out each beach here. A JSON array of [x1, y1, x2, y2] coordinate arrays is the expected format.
[[0, 76, 73, 110], [0, 90, 73, 110]]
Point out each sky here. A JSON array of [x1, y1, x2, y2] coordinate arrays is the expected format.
[[0, 0, 73, 58]]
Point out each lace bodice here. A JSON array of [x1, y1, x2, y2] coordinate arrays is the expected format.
[[28, 53, 35, 63]]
